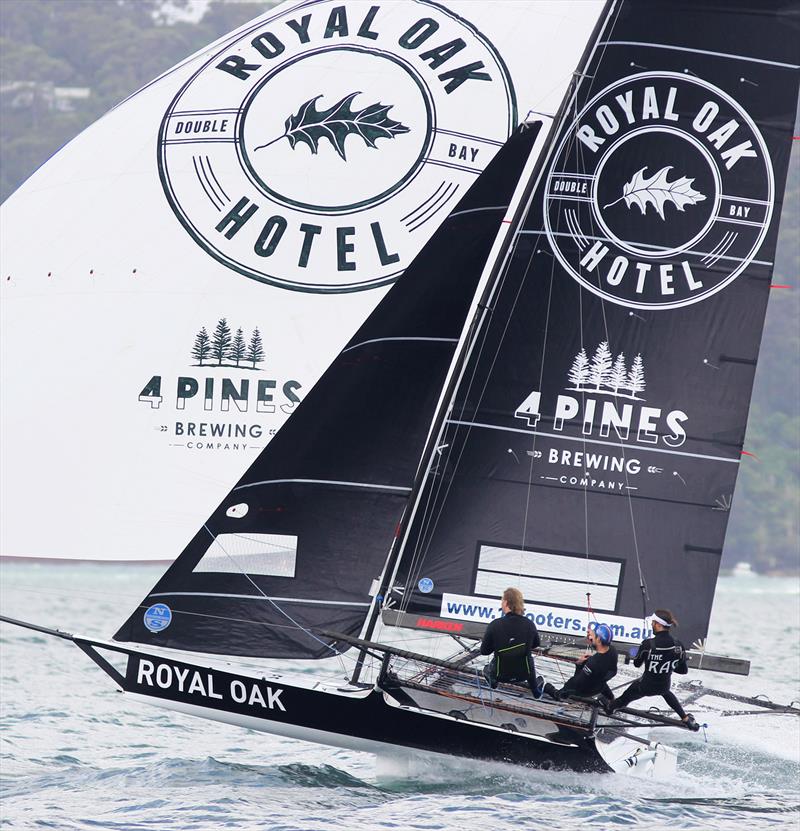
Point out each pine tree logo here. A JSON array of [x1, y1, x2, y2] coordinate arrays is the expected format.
[[566, 342, 646, 400], [191, 327, 211, 367], [211, 318, 232, 366], [246, 328, 264, 369], [190, 319, 265, 370], [230, 328, 246, 367]]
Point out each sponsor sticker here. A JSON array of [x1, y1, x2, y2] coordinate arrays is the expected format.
[[143, 603, 173, 633], [418, 577, 434, 593]]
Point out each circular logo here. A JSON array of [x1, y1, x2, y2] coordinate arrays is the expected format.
[[143, 603, 172, 632], [159, 0, 516, 293], [418, 577, 434, 593], [544, 72, 773, 309]]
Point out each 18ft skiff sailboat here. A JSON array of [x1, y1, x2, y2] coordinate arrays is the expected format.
[[3, 0, 800, 776]]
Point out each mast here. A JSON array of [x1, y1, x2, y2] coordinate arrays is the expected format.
[[352, 3, 621, 679]]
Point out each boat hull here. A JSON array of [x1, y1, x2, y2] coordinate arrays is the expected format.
[[122, 648, 611, 773]]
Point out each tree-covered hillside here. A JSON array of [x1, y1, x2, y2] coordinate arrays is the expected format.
[[0, 0, 797, 572], [0, 0, 275, 200], [725, 147, 799, 573]]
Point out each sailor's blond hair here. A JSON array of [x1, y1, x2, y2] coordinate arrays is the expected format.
[[503, 587, 525, 615]]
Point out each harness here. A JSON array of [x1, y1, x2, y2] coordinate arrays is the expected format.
[[495, 641, 533, 680]]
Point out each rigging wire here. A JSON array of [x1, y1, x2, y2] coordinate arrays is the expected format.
[[569, 9, 650, 622], [396, 232, 535, 610], [396, 104, 580, 610], [200, 524, 348, 672], [514, 67, 593, 566], [392, 158, 542, 612], [399, 59, 601, 597], [395, 4, 632, 620]]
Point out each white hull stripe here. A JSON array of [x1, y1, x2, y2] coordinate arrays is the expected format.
[[445, 419, 741, 464], [150, 592, 370, 607], [342, 337, 458, 354], [235, 479, 411, 493], [599, 41, 800, 70]]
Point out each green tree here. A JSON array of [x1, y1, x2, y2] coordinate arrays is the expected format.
[[0, 0, 274, 202], [724, 144, 799, 573]]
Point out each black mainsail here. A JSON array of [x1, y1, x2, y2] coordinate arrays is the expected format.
[[385, 0, 800, 651], [115, 124, 542, 658]]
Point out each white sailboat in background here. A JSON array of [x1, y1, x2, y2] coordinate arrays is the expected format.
[[2, 0, 799, 778], [0, 0, 603, 562]]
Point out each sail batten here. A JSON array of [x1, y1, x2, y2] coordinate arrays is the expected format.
[[598, 41, 800, 71], [233, 479, 412, 493], [150, 593, 370, 607]]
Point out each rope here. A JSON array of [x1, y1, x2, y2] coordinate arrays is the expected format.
[[571, 3, 649, 626], [586, 592, 598, 624], [201, 524, 346, 668], [398, 55, 602, 604]]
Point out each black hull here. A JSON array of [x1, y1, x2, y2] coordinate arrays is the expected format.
[[121, 648, 610, 773]]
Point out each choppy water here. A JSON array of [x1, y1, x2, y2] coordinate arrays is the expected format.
[[1, 563, 798, 830]]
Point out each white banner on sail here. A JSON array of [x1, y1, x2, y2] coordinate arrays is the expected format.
[[0, 0, 604, 560], [441, 593, 652, 644]]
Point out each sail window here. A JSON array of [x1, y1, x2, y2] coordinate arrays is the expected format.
[[193, 533, 297, 578], [474, 546, 621, 611], [226, 503, 249, 518]]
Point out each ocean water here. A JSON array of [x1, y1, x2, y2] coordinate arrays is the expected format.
[[1, 563, 798, 831]]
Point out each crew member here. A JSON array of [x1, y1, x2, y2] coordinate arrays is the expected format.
[[542, 622, 617, 705], [480, 587, 541, 696], [611, 609, 699, 731]]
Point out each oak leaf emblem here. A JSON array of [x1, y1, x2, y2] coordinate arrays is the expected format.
[[604, 166, 706, 220], [254, 92, 409, 161]]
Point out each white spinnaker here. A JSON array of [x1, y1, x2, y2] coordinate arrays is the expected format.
[[0, 0, 603, 560]]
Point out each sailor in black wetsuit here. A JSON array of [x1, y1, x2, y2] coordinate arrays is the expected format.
[[612, 609, 699, 731], [480, 587, 541, 697], [543, 622, 618, 705]]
